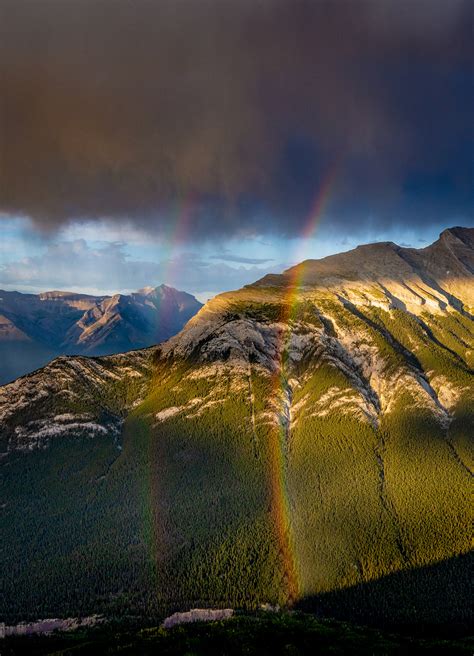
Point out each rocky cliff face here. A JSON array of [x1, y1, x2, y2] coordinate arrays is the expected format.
[[0, 348, 156, 453], [155, 227, 473, 436], [0, 228, 472, 623]]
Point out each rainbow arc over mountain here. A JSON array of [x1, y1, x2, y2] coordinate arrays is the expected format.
[[145, 169, 340, 604], [268, 161, 341, 601]]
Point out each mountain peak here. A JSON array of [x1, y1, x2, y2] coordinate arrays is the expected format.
[[251, 227, 473, 294], [439, 226, 474, 249], [137, 284, 179, 297]]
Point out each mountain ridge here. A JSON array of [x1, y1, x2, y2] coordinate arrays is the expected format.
[[252, 227, 473, 312], [0, 284, 202, 383], [0, 227, 472, 625]]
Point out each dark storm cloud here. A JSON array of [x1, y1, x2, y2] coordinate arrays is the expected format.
[[0, 0, 472, 239]]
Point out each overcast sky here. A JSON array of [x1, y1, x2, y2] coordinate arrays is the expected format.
[[0, 0, 472, 298]]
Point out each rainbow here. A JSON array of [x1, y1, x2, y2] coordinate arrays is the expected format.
[[143, 193, 199, 583], [161, 192, 198, 285], [268, 161, 341, 602], [288, 157, 342, 296], [147, 167, 340, 604], [152, 193, 199, 328]]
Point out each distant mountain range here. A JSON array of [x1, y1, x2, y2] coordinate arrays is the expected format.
[[0, 285, 202, 384], [0, 227, 472, 626]]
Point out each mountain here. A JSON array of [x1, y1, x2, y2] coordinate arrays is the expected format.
[[0, 285, 202, 384], [0, 227, 472, 628]]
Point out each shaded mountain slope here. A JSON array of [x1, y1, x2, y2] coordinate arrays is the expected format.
[[0, 228, 472, 625]]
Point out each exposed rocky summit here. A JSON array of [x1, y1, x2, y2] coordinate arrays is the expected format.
[[253, 226, 473, 311], [156, 228, 473, 431]]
